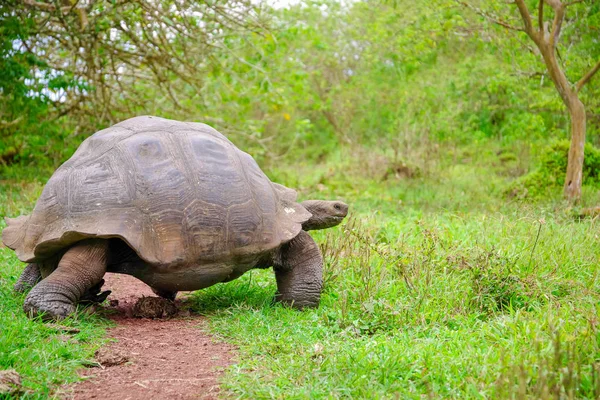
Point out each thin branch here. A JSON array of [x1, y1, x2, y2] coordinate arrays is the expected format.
[[539, 0, 568, 48], [455, 0, 524, 31], [22, 0, 71, 13], [0, 116, 24, 129], [514, 0, 535, 35], [576, 60, 600, 92], [11, 0, 268, 130], [538, 0, 544, 32], [549, 3, 565, 48]]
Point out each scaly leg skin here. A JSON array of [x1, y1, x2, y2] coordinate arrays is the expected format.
[[15, 262, 109, 303], [14, 263, 42, 293], [151, 287, 178, 301], [273, 230, 323, 309], [23, 239, 108, 320]]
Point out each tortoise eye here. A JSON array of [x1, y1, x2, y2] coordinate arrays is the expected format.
[[333, 204, 341, 210]]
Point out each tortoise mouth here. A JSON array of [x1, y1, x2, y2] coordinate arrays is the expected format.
[[330, 216, 345, 225]]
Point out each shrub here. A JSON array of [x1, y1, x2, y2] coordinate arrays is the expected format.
[[467, 250, 537, 315], [507, 140, 600, 199]]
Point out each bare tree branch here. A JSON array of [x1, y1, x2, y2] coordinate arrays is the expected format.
[[576, 60, 600, 92], [538, 0, 544, 32], [457, 0, 594, 203], [455, 1, 524, 31], [547, 0, 565, 49], [0, 116, 24, 129], [22, 0, 71, 13], [514, 0, 535, 35], [7, 0, 269, 128]]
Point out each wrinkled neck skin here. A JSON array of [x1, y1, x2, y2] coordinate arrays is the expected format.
[[302, 213, 334, 231], [301, 200, 349, 231]]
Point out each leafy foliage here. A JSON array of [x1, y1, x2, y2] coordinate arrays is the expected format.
[[1, 0, 598, 173], [0, 0, 265, 167], [508, 140, 600, 199]]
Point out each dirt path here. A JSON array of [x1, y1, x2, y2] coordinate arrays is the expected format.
[[62, 274, 235, 400]]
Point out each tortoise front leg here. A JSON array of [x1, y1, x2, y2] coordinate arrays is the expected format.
[[23, 239, 108, 320], [14, 263, 42, 293], [273, 230, 323, 309]]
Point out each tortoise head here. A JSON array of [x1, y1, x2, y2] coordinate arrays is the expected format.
[[300, 200, 349, 231]]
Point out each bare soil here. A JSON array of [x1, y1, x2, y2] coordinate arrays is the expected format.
[[62, 274, 235, 400]]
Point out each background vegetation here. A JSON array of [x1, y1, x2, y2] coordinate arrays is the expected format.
[[1, 0, 600, 398]]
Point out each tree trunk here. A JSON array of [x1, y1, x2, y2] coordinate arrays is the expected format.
[[468, 0, 599, 203], [563, 98, 586, 202]]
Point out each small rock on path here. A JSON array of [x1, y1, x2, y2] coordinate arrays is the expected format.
[[62, 274, 235, 400]]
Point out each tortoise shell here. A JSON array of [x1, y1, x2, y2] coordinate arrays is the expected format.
[[2, 116, 311, 265]]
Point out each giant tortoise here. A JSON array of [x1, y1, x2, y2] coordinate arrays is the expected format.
[[2, 116, 348, 320]]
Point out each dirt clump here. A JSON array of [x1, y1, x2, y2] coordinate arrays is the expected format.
[[0, 369, 22, 396], [94, 348, 130, 367], [132, 296, 178, 319]]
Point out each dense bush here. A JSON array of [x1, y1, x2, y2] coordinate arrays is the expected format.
[[507, 140, 600, 199], [1, 0, 598, 177]]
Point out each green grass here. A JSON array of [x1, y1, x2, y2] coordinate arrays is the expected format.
[[0, 180, 109, 399], [187, 151, 600, 399], [1, 145, 600, 398]]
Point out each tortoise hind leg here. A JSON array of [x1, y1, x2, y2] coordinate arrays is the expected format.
[[273, 230, 323, 309], [13, 261, 109, 302], [14, 263, 42, 293], [23, 239, 108, 320], [151, 288, 177, 301]]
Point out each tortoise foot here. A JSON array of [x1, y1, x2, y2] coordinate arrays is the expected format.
[[23, 287, 76, 321], [274, 293, 319, 310]]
